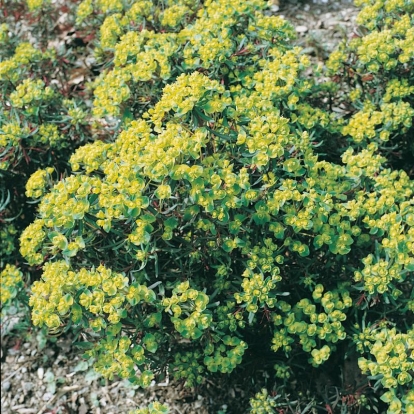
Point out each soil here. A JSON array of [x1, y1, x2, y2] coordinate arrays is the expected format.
[[1, 1, 360, 413]]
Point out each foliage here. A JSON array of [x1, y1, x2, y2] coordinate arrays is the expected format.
[[1, 0, 413, 412], [327, 0, 414, 167]]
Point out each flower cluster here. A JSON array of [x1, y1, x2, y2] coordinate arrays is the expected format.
[[162, 281, 212, 340], [342, 101, 414, 143], [0, 264, 24, 307], [271, 286, 352, 366], [130, 402, 169, 414], [170, 351, 205, 387], [1, 31, 91, 174], [328, 0, 414, 158], [356, 325, 414, 413], [89, 0, 297, 119], [25, 168, 54, 199], [0, 224, 18, 257], [249, 389, 279, 414]]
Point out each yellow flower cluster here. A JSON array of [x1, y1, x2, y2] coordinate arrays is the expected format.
[[0, 43, 45, 82], [0, 122, 29, 148], [0, 23, 8, 44], [97, 0, 123, 14], [76, 0, 94, 22], [356, 30, 401, 71], [30, 261, 132, 328], [10, 78, 54, 109], [162, 281, 212, 340], [250, 13, 296, 42], [326, 47, 348, 73], [357, 325, 414, 413], [87, 336, 152, 383], [254, 48, 310, 101], [76, 0, 127, 23], [383, 78, 414, 103], [250, 389, 278, 413], [90, 0, 298, 118], [67, 107, 87, 126], [342, 101, 414, 143], [26, 253, 162, 384], [291, 103, 332, 129], [26, 0, 49, 11], [203, 335, 248, 374], [355, 0, 414, 30], [129, 401, 169, 414], [160, 4, 189, 28], [35, 124, 65, 148], [235, 272, 279, 313], [354, 256, 402, 295], [236, 114, 290, 168], [19, 219, 47, 265], [0, 264, 23, 306], [26, 168, 54, 199], [271, 285, 351, 366], [148, 72, 228, 130]]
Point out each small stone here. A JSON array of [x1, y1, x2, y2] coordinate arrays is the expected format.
[[44, 348, 55, 357], [79, 404, 88, 414], [23, 382, 34, 393], [2, 381, 11, 391], [42, 392, 53, 401], [296, 25, 308, 34], [37, 367, 44, 380]]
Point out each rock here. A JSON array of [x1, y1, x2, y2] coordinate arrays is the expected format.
[[296, 25, 309, 33], [44, 348, 56, 357], [2, 381, 11, 391], [5, 355, 15, 363], [37, 367, 44, 380], [23, 382, 34, 393], [79, 403, 88, 414], [42, 392, 53, 401]]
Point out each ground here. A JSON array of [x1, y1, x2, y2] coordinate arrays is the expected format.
[[1, 1, 359, 413]]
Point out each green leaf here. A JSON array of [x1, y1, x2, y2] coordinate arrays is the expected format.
[[143, 333, 158, 353], [122, 107, 134, 125], [298, 245, 310, 257], [73, 341, 93, 350], [74, 360, 89, 372], [165, 217, 178, 229]]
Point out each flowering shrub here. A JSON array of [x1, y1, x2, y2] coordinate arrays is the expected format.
[[0, 0, 94, 273], [1, 0, 413, 412], [0, 41, 91, 172], [327, 0, 414, 166]]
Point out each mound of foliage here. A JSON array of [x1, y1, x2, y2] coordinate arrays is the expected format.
[[1, 0, 413, 412]]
